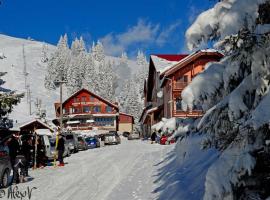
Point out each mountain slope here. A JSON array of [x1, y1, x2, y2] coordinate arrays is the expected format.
[[0, 34, 139, 124]]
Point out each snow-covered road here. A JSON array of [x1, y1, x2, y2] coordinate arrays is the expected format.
[[4, 139, 173, 200]]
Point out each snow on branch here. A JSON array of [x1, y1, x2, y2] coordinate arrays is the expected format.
[[186, 0, 265, 50]]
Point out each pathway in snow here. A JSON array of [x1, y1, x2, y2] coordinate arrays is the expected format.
[[3, 138, 173, 200]]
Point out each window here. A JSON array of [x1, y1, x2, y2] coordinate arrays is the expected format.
[[93, 106, 101, 112], [81, 96, 87, 103], [106, 106, 112, 113], [184, 75, 188, 82], [74, 97, 80, 103], [176, 97, 182, 110], [83, 106, 90, 113], [177, 75, 188, 82], [71, 107, 81, 113], [90, 96, 95, 101], [94, 117, 114, 126], [69, 107, 74, 113]]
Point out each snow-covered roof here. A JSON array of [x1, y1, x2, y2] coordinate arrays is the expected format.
[[150, 54, 189, 73], [35, 129, 54, 135], [19, 118, 54, 131], [163, 49, 223, 77]]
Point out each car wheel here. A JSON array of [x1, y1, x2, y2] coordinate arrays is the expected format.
[[1, 169, 9, 188], [67, 149, 71, 157]]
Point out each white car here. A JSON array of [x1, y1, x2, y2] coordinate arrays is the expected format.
[[128, 133, 140, 140]]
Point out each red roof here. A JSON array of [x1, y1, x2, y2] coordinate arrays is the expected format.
[[61, 88, 119, 110], [152, 54, 189, 62]]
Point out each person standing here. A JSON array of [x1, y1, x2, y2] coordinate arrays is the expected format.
[[21, 137, 32, 177], [151, 131, 157, 144], [36, 136, 46, 168], [57, 134, 65, 166], [6, 133, 20, 184]]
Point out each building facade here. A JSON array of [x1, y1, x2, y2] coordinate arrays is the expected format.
[[160, 50, 223, 118], [54, 88, 119, 131], [118, 112, 134, 133], [140, 50, 223, 137]]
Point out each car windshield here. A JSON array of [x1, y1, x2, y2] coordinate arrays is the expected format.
[[66, 135, 74, 140], [105, 134, 115, 137], [49, 138, 56, 146], [85, 137, 95, 142]]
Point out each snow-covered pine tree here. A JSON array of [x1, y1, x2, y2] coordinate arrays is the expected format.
[[0, 72, 23, 129], [44, 34, 70, 90], [135, 50, 148, 99], [91, 40, 105, 62], [122, 79, 142, 130], [66, 37, 88, 95], [98, 60, 117, 101], [41, 43, 49, 63], [181, 0, 270, 199], [83, 54, 100, 94]]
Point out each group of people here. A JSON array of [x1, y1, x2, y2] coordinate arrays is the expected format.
[[5, 132, 65, 184], [5, 133, 33, 184]]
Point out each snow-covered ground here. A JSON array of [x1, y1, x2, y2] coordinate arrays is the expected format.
[[3, 139, 173, 200]]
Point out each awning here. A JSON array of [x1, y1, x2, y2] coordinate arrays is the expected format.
[[66, 121, 80, 125]]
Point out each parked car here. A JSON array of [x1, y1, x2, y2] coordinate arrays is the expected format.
[[104, 132, 121, 145], [48, 137, 71, 161], [65, 132, 79, 153], [77, 136, 87, 151], [122, 132, 130, 137], [128, 133, 140, 140], [35, 129, 54, 162], [160, 135, 176, 145], [0, 142, 11, 188], [85, 137, 99, 149]]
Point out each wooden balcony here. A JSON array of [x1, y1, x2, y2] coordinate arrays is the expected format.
[[173, 110, 203, 118], [173, 81, 188, 91]]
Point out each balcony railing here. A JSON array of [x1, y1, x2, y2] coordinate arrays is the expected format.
[[173, 81, 188, 90], [173, 110, 203, 118]]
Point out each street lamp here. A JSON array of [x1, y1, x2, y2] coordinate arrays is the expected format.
[[54, 78, 67, 130]]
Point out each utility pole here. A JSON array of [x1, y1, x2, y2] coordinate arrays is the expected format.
[[54, 79, 67, 130], [22, 45, 29, 90], [26, 85, 32, 115]]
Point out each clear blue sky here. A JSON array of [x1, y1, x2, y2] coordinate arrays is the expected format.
[[0, 0, 215, 58]]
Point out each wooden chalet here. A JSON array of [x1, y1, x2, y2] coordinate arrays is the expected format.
[[54, 88, 120, 131], [140, 50, 223, 137]]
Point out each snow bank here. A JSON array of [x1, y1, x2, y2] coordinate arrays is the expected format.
[[162, 118, 176, 133], [155, 134, 219, 200], [186, 0, 264, 50], [151, 121, 165, 132]]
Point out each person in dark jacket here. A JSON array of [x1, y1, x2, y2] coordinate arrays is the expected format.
[[21, 137, 32, 176], [151, 131, 157, 144], [5, 133, 22, 184], [36, 136, 46, 168], [6, 134, 20, 165], [57, 134, 65, 166]]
